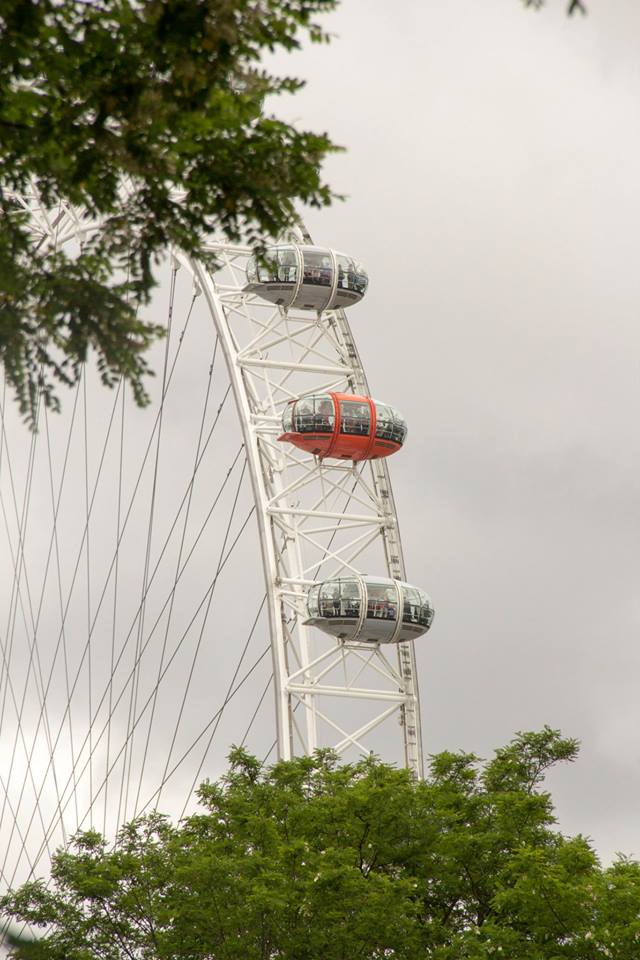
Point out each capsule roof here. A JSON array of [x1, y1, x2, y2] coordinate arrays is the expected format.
[[306, 575, 434, 645], [245, 244, 368, 312]]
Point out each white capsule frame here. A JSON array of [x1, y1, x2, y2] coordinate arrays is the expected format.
[[305, 575, 434, 645], [245, 244, 368, 312]]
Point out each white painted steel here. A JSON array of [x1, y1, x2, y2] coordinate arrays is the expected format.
[[0, 191, 425, 899], [183, 223, 424, 776]]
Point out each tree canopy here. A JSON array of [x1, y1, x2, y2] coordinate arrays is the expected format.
[[2, 727, 639, 960], [0, 0, 339, 421], [0, 0, 589, 422]]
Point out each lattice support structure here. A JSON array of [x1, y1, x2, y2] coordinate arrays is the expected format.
[[186, 227, 424, 776], [0, 191, 426, 900]]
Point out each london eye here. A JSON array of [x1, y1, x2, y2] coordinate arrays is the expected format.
[[0, 195, 434, 895]]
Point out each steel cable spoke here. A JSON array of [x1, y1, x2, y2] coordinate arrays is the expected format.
[[0, 383, 82, 856], [137, 457, 250, 813], [0, 374, 131, 865], [0, 224, 422, 894], [3, 442, 247, 890], [128, 336, 220, 819], [21, 504, 259, 879], [122, 264, 177, 825], [1, 286, 202, 872], [0, 390, 61, 865], [175, 590, 267, 817], [240, 674, 272, 748]]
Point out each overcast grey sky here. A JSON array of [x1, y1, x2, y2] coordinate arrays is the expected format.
[[1, 0, 639, 884], [273, 0, 640, 864]]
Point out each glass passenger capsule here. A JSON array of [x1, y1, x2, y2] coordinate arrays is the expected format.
[[306, 576, 434, 645], [280, 393, 407, 461], [245, 244, 368, 312]]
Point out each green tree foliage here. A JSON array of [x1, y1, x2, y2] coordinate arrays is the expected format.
[[3, 727, 640, 959], [0, 0, 339, 421]]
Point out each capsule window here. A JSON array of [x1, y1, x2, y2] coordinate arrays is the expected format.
[[294, 396, 334, 435], [277, 247, 298, 283], [246, 257, 258, 284], [257, 252, 279, 284], [375, 404, 394, 441], [308, 584, 320, 618], [295, 397, 315, 433], [339, 579, 361, 617], [401, 586, 422, 625], [365, 582, 398, 621], [353, 263, 368, 295], [393, 412, 408, 444], [282, 403, 294, 433], [302, 249, 332, 287], [418, 590, 434, 628], [317, 581, 336, 618], [314, 579, 361, 618], [420, 605, 434, 628], [248, 247, 297, 285], [340, 400, 370, 436], [374, 404, 406, 444], [335, 254, 368, 295], [335, 254, 358, 293]]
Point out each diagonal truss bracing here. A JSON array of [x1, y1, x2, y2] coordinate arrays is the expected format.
[[184, 227, 423, 776], [0, 192, 425, 902]]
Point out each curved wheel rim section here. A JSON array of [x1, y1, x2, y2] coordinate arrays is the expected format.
[[190, 226, 422, 774], [0, 196, 422, 898]]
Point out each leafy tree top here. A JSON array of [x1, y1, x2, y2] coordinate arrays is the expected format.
[[0, 0, 588, 422], [3, 727, 640, 960], [0, 0, 339, 421]]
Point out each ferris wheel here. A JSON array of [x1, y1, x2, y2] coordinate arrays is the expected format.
[[0, 192, 434, 897]]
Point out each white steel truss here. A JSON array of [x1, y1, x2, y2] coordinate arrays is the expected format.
[[2, 186, 424, 824], [182, 225, 424, 776]]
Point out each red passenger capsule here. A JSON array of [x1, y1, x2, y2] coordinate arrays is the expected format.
[[279, 393, 407, 461]]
